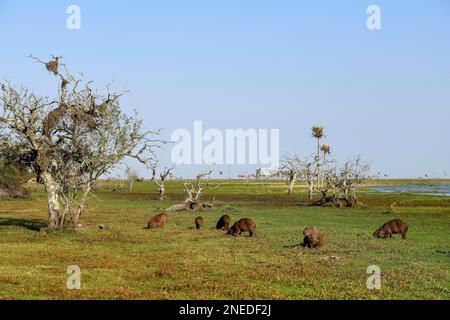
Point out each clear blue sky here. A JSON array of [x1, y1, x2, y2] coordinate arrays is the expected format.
[[1, 0, 449, 178]]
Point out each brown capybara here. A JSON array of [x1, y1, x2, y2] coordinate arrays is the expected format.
[[303, 226, 324, 248], [147, 213, 168, 229], [373, 219, 408, 239], [195, 216, 204, 230], [216, 215, 231, 230], [227, 218, 256, 237]]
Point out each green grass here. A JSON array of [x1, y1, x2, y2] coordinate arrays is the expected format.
[[0, 180, 449, 300]]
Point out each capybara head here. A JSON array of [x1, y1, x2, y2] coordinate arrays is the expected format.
[[303, 226, 324, 248], [216, 215, 231, 230], [195, 216, 204, 229], [227, 218, 256, 236], [373, 228, 386, 238], [227, 224, 237, 235]]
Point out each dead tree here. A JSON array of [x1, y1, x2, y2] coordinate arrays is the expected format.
[[314, 156, 370, 207], [254, 168, 262, 180], [280, 153, 302, 196], [125, 166, 139, 193], [151, 162, 176, 200], [335, 156, 370, 207], [162, 170, 218, 212], [181, 170, 218, 210], [0, 56, 159, 229], [300, 158, 318, 200], [183, 170, 217, 209]]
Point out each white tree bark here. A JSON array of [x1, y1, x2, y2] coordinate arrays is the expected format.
[[159, 184, 165, 201], [287, 173, 298, 197], [40, 172, 61, 228]]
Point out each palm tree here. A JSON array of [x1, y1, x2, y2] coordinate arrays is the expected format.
[[312, 126, 325, 187]]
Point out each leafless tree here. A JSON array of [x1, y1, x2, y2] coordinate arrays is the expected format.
[[254, 168, 262, 180], [280, 153, 302, 196], [163, 170, 218, 212], [297, 156, 319, 200], [314, 156, 370, 207], [0, 56, 159, 229], [184, 170, 215, 208], [336, 156, 370, 206], [151, 161, 176, 200], [125, 166, 139, 193], [181, 170, 219, 210]]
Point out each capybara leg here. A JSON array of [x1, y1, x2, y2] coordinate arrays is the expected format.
[[402, 233, 407, 239]]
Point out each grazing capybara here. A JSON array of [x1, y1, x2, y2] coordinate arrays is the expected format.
[[216, 215, 231, 230], [195, 216, 204, 230], [227, 218, 256, 237], [373, 219, 408, 239], [147, 213, 168, 229], [303, 226, 324, 248]]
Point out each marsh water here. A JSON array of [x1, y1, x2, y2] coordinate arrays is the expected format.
[[370, 184, 450, 197]]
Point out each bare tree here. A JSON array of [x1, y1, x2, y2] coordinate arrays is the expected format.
[[181, 170, 218, 210], [254, 168, 262, 180], [0, 56, 159, 229], [184, 170, 215, 208], [163, 170, 218, 212], [280, 153, 302, 196], [125, 166, 139, 193], [151, 162, 176, 200], [301, 158, 318, 200], [314, 156, 370, 207], [335, 156, 370, 207]]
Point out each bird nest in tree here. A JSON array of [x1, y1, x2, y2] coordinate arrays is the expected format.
[[46, 60, 59, 75], [321, 144, 331, 153]]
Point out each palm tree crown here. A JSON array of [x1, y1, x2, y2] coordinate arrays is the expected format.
[[312, 126, 324, 139]]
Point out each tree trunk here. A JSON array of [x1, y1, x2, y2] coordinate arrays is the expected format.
[[332, 194, 342, 207], [159, 185, 165, 201], [321, 151, 326, 187], [308, 183, 314, 200], [41, 172, 61, 228], [128, 180, 133, 193], [316, 139, 321, 188], [287, 174, 297, 197], [73, 185, 91, 227]]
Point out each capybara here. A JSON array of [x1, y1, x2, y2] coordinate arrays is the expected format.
[[216, 215, 231, 230], [373, 219, 408, 239], [195, 216, 204, 230], [303, 226, 324, 248], [227, 218, 256, 237], [147, 213, 168, 229]]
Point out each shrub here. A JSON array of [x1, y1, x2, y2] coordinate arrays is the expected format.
[[0, 160, 29, 198]]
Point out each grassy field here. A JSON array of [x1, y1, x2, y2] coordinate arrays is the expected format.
[[0, 180, 449, 300]]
